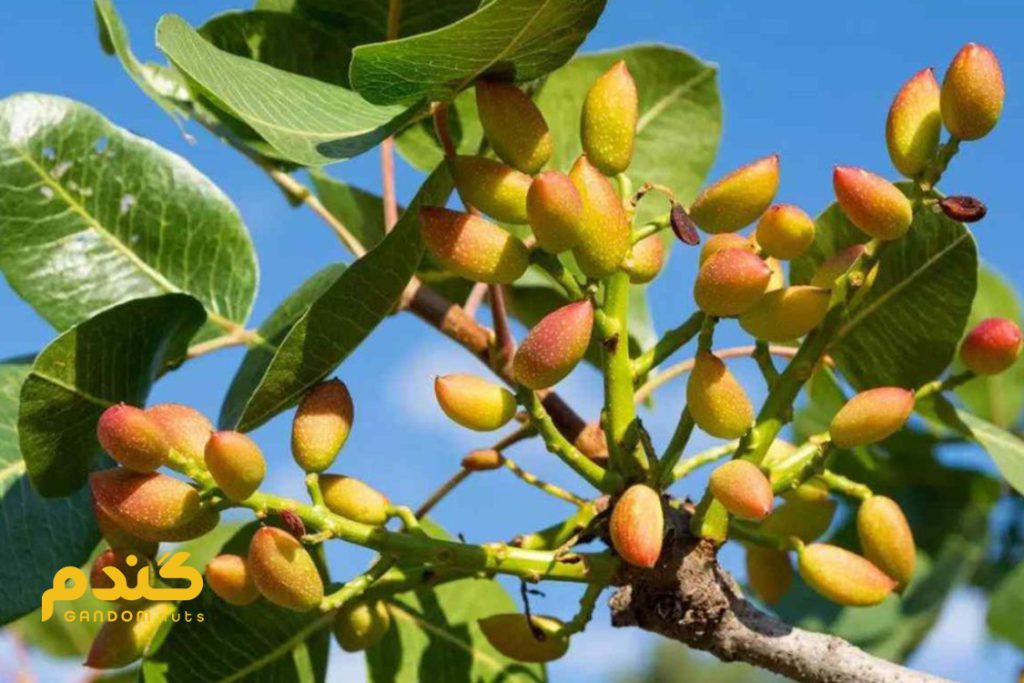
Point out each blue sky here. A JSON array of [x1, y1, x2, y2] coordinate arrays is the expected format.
[[1, 0, 1022, 681]]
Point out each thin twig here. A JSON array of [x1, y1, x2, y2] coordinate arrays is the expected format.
[[416, 469, 472, 518], [503, 457, 587, 506], [463, 282, 489, 318], [186, 329, 254, 359], [489, 284, 515, 371]]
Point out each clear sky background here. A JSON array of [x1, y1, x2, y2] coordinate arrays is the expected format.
[[1, 1, 1022, 681]]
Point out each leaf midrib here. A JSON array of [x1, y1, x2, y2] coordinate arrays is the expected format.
[[636, 67, 715, 133], [389, 603, 505, 671], [217, 612, 333, 683]]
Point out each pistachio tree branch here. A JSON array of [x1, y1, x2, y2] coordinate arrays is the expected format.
[[631, 311, 705, 379], [320, 556, 396, 611], [670, 440, 739, 483], [819, 469, 873, 501], [502, 456, 587, 506]]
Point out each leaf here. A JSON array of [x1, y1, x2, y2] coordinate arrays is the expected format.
[[0, 358, 101, 626], [950, 410, 1024, 495], [156, 14, 420, 166], [219, 263, 346, 429], [309, 170, 389, 249], [988, 561, 1024, 650], [19, 294, 206, 496], [233, 165, 453, 431], [0, 93, 258, 342], [350, 0, 607, 106], [290, 0, 480, 44], [394, 88, 481, 172]]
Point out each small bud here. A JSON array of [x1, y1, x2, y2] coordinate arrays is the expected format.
[[434, 374, 517, 431], [623, 233, 665, 284], [941, 43, 1004, 141], [248, 526, 324, 612], [699, 233, 757, 266], [90, 548, 148, 598], [829, 387, 915, 448], [478, 614, 569, 663], [745, 546, 793, 605], [280, 510, 306, 539], [709, 460, 773, 521], [833, 166, 912, 241], [609, 484, 664, 568], [96, 404, 167, 472], [939, 195, 987, 223], [527, 171, 585, 253], [810, 244, 867, 289], [90, 470, 217, 542], [320, 475, 390, 525], [581, 61, 638, 175], [687, 352, 754, 439], [85, 601, 176, 669], [670, 202, 700, 245], [568, 156, 631, 279], [292, 379, 354, 473], [513, 300, 594, 389], [206, 553, 260, 606], [334, 599, 391, 652], [797, 543, 897, 607], [475, 80, 552, 174], [886, 68, 942, 177], [461, 448, 505, 471], [92, 500, 159, 557], [452, 155, 531, 224], [689, 155, 780, 234], [857, 496, 916, 590], [420, 207, 529, 284], [204, 431, 266, 502], [145, 403, 213, 466], [960, 317, 1022, 375], [755, 204, 815, 260], [761, 497, 837, 542], [693, 249, 772, 317], [739, 286, 830, 342]]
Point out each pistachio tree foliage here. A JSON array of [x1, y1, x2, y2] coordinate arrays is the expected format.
[[0, 1, 1023, 681]]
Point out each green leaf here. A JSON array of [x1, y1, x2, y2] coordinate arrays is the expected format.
[[0, 93, 258, 342], [309, 170, 389, 249], [395, 89, 480, 171], [988, 561, 1024, 650], [0, 358, 101, 626], [19, 294, 206, 496], [219, 263, 346, 429], [950, 409, 1024, 495], [350, 0, 607, 106], [290, 0, 479, 44], [156, 14, 420, 166], [233, 165, 453, 431]]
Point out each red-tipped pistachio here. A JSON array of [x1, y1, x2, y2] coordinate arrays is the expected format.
[[320, 474, 390, 525], [886, 68, 942, 177], [581, 61, 638, 175], [798, 544, 897, 607], [85, 601, 176, 669], [204, 430, 266, 502], [941, 43, 1004, 141], [687, 352, 754, 439], [699, 233, 757, 266], [960, 317, 1022, 375], [527, 171, 585, 253], [689, 155, 780, 234], [206, 553, 261, 606], [745, 546, 793, 605], [609, 484, 664, 568], [568, 156, 631, 278], [452, 155, 531, 224], [761, 497, 837, 542], [694, 248, 772, 317], [829, 387, 915, 448], [145, 403, 213, 466], [857, 496, 916, 590], [461, 448, 505, 471], [96, 404, 167, 472], [709, 460, 773, 521], [248, 526, 324, 612], [334, 599, 392, 652], [623, 233, 665, 284], [513, 300, 594, 389], [479, 614, 570, 663], [90, 470, 218, 542], [755, 204, 815, 260], [739, 286, 830, 342], [292, 379, 354, 473], [92, 499, 159, 556], [475, 80, 552, 174], [434, 374, 517, 431], [810, 244, 868, 289], [420, 207, 529, 284], [833, 167, 912, 241]]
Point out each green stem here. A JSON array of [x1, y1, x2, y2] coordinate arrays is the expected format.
[[919, 136, 961, 191], [915, 370, 975, 400], [600, 271, 646, 479], [320, 556, 396, 611], [730, 521, 797, 552], [503, 457, 587, 506], [631, 213, 671, 243], [770, 440, 833, 495], [656, 409, 694, 489], [530, 251, 585, 301], [631, 311, 705, 379], [753, 341, 781, 390], [511, 501, 602, 551], [305, 473, 326, 508], [819, 470, 872, 501], [670, 440, 740, 483], [559, 581, 606, 636]]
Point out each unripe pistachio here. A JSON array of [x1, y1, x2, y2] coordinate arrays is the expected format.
[[92, 496, 159, 557], [292, 379, 353, 473], [568, 156, 631, 279], [693, 249, 772, 317], [475, 80, 552, 174], [739, 286, 830, 342], [145, 403, 213, 466], [334, 599, 391, 652], [527, 171, 584, 253], [85, 601, 176, 669], [90, 548, 148, 597], [687, 352, 754, 439], [829, 387, 915, 448], [420, 207, 529, 284], [204, 430, 265, 502], [248, 526, 324, 612], [581, 61, 638, 175], [90, 470, 216, 542], [755, 204, 815, 260], [761, 497, 837, 542], [699, 233, 756, 266], [461, 448, 505, 471], [478, 614, 569, 663], [960, 317, 1023, 375], [857, 496, 916, 590], [797, 543, 897, 607], [941, 43, 1004, 141], [745, 546, 793, 605], [689, 155, 780, 234], [451, 155, 531, 224], [833, 167, 912, 241], [206, 553, 260, 606], [709, 460, 773, 521], [886, 68, 942, 177], [320, 474, 390, 525], [512, 300, 593, 390], [623, 234, 665, 284], [96, 404, 167, 472], [609, 484, 664, 568], [810, 244, 867, 289], [434, 374, 517, 431]]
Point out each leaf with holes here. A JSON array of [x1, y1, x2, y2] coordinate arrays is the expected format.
[[0, 93, 257, 343], [19, 294, 205, 496]]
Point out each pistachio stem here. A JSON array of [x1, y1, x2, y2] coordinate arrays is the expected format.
[[670, 440, 741, 483], [656, 409, 695, 489], [320, 556, 397, 612], [530, 250, 586, 300], [631, 311, 705, 379], [601, 271, 646, 479], [919, 136, 961, 191], [753, 341, 781, 390], [511, 501, 602, 551], [559, 581, 607, 636], [503, 457, 587, 506], [305, 473, 326, 508], [819, 470, 872, 501], [730, 520, 797, 552], [631, 213, 671, 243]]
